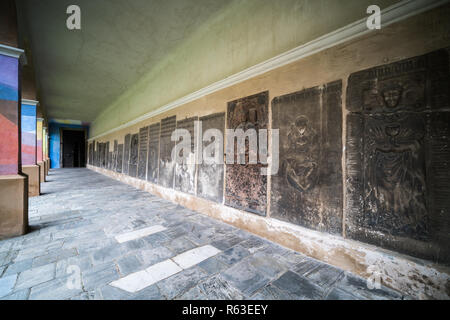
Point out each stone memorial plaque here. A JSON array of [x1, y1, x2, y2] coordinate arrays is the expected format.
[[112, 140, 118, 172], [123, 134, 131, 175], [271, 81, 343, 234], [147, 123, 160, 183], [107, 140, 111, 170], [225, 91, 268, 216], [197, 112, 225, 203], [88, 142, 93, 165], [345, 49, 450, 262], [137, 126, 149, 180], [174, 117, 198, 194], [101, 143, 107, 168], [95, 142, 100, 167], [158, 116, 177, 188], [129, 133, 139, 177], [117, 144, 123, 173]]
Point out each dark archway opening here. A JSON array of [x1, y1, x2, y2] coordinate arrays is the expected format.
[[62, 129, 86, 168]]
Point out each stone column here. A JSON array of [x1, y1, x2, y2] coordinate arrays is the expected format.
[[43, 126, 49, 176], [21, 99, 40, 197], [36, 117, 45, 183], [0, 0, 28, 238]]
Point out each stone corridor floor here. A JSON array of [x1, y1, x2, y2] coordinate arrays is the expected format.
[[0, 168, 407, 300]]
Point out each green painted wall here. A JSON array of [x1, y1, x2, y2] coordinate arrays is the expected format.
[[90, 0, 399, 137]]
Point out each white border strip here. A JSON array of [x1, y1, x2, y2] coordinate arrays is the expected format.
[[22, 99, 39, 106], [0, 43, 24, 59], [89, 0, 449, 141]]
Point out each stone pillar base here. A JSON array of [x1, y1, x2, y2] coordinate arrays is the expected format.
[[22, 164, 40, 197], [37, 161, 45, 183], [0, 174, 28, 239]]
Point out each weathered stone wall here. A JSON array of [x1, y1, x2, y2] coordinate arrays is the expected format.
[[87, 5, 450, 298]]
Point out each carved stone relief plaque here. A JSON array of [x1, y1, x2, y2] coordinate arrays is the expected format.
[[88, 142, 94, 165], [197, 113, 225, 203], [147, 123, 160, 183], [158, 116, 177, 188], [123, 134, 131, 175], [101, 143, 107, 168], [129, 133, 139, 177], [346, 49, 450, 262], [95, 142, 100, 167], [174, 117, 198, 194], [271, 81, 343, 234], [116, 144, 123, 173], [225, 91, 268, 216], [112, 140, 118, 172], [138, 126, 149, 180]]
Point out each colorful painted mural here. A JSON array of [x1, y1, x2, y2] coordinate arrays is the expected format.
[[0, 54, 20, 175], [43, 127, 48, 160], [21, 101, 37, 165], [36, 118, 43, 163]]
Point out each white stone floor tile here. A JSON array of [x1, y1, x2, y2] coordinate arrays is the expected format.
[[114, 225, 167, 243], [172, 245, 221, 269], [110, 259, 182, 293]]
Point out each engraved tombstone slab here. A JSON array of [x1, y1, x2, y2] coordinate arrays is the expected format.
[[346, 49, 450, 262], [138, 126, 149, 180], [129, 134, 139, 177], [147, 123, 160, 183], [101, 143, 107, 168], [111, 140, 117, 172], [174, 117, 198, 194], [271, 81, 343, 234], [225, 91, 268, 216], [116, 144, 123, 173], [197, 113, 225, 203], [123, 134, 131, 175], [95, 142, 100, 167], [106, 141, 110, 169], [158, 116, 177, 188]]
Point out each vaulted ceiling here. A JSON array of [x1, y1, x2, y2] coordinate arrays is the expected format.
[[16, 0, 230, 122]]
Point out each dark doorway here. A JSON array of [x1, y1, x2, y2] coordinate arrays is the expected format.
[[62, 129, 86, 168]]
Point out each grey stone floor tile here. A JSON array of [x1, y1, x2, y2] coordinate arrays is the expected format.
[[14, 263, 55, 291], [272, 271, 325, 300], [247, 251, 287, 279], [221, 260, 270, 297], [216, 245, 251, 266], [32, 248, 79, 268], [117, 254, 144, 276], [164, 236, 197, 255], [0, 274, 18, 298], [132, 284, 164, 300], [304, 263, 344, 288], [81, 262, 120, 291], [198, 256, 228, 275], [324, 287, 364, 300], [157, 266, 209, 300], [197, 274, 245, 300], [29, 276, 83, 300], [90, 244, 126, 265], [137, 246, 174, 266], [99, 285, 134, 300], [176, 285, 209, 300], [2, 258, 33, 277], [250, 284, 295, 300], [211, 234, 245, 251], [0, 288, 30, 300]]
